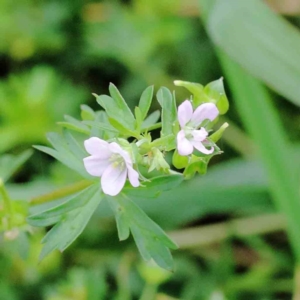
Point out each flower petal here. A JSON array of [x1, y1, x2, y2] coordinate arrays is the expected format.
[[84, 137, 111, 158], [127, 165, 140, 187], [191, 103, 219, 127], [177, 130, 193, 156], [83, 156, 110, 177], [192, 128, 208, 142], [101, 164, 127, 196], [178, 100, 193, 128], [191, 140, 214, 155], [109, 142, 132, 164]]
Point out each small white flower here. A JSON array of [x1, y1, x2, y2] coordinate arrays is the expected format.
[[177, 100, 219, 156], [83, 137, 139, 196]]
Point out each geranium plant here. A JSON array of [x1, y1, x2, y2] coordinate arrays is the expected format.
[[27, 79, 229, 271]]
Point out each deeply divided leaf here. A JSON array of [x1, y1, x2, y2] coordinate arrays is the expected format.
[[36, 185, 101, 260], [108, 195, 177, 270]]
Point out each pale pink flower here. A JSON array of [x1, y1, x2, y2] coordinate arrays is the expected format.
[[177, 100, 219, 156], [83, 137, 139, 196]]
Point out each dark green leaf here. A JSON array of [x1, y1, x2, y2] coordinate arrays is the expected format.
[[108, 195, 177, 270], [38, 186, 101, 260]]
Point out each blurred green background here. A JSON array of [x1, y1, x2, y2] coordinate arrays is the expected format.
[[1, 0, 300, 299]]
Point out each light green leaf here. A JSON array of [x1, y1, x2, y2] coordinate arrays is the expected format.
[[157, 87, 178, 136], [107, 83, 136, 128], [134, 106, 143, 132], [57, 115, 90, 135], [141, 110, 161, 131], [80, 104, 95, 121], [139, 85, 154, 120], [108, 118, 140, 138]]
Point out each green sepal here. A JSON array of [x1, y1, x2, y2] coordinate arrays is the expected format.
[[183, 155, 209, 179], [209, 122, 229, 143], [172, 149, 189, 169], [204, 78, 229, 114], [174, 79, 229, 114], [174, 80, 209, 106]]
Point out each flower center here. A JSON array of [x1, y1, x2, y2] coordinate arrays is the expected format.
[[110, 153, 125, 169]]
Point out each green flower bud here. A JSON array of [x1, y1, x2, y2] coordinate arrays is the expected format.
[[148, 148, 170, 173]]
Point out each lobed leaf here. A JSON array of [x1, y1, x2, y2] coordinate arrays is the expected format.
[[38, 186, 101, 260], [108, 195, 177, 270]]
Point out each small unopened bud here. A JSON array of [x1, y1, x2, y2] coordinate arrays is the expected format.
[[148, 148, 170, 173]]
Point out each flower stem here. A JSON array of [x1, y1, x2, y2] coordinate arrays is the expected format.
[[30, 179, 93, 205]]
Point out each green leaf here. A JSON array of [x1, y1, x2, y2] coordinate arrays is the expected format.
[[141, 110, 161, 130], [34, 131, 90, 178], [149, 134, 175, 151], [80, 104, 95, 121], [0, 149, 33, 182], [139, 85, 154, 120], [57, 115, 90, 135], [27, 184, 98, 227], [108, 118, 140, 138], [123, 173, 183, 199], [200, 0, 300, 106], [134, 106, 143, 132], [38, 186, 101, 260], [83, 120, 118, 134], [106, 83, 136, 128], [157, 87, 178, 136], [96, 94, 136, 131], [108, 195, 177, 270]]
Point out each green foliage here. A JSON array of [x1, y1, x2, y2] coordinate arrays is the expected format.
[[1, 0, 300, 298], [28, 184, 101, 260], [108, 194, 177, 271]]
